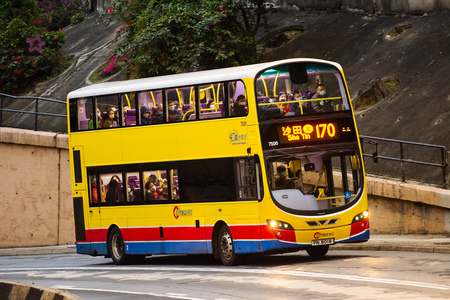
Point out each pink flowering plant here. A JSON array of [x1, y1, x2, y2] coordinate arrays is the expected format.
[[0, 0, 69, 94]]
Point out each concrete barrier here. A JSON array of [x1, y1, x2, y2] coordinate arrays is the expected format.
[[0, 127, 448, 249], [0, 280, 82, 300]]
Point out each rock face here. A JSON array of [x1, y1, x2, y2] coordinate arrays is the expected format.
[[262, 10, 449, 185]]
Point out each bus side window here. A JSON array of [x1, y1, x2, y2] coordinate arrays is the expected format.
[[121, 93, 136, 127], [96, 94, 120, 129], [125, 172, 140, 202], [77, 98, 93, 130], [229, 81, 248, 117], [89, 175, 100, 205], [235, 158, 257, 200], [170, 169, 179, 201], [101, 173, 123, 204]]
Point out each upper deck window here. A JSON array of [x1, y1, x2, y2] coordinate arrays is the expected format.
[[70, 80, 248, 132], [256, 63, 350, 121]]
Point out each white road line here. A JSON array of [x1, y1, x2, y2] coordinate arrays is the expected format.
[[2, 266, 448, 291]]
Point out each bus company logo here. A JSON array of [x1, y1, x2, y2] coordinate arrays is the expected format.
[[314, 232, 334, 239], [173, 206, 192, 219], [229, 130, 247, 145]]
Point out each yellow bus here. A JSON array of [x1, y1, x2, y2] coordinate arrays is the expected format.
[[68, 58, 369, 265]]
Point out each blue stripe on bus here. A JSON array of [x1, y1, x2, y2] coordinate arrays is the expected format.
[[338, 229, 370, 243]]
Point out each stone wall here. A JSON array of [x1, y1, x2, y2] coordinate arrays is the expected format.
[[0, 127, 448, 248], [277, 0, 450, 13]]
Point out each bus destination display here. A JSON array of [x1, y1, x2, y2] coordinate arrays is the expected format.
[[278, 122, 340, 144]]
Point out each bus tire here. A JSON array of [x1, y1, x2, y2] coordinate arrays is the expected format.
[[218, 225, 239, 266], [306, 245, 329, 258], [108, 227, 131, 265]]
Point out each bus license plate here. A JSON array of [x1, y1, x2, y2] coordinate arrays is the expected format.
[[311, 238, 335, 246]]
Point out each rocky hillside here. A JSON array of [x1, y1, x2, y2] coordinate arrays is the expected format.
[[262, 10, 449, 185]]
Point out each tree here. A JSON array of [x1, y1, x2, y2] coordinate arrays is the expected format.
[[0, 0, 88, 94], [103, 0, 276, 78]]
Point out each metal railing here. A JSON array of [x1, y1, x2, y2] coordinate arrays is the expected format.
[[0, 93, 66, 132], [360, 135, 448, 189]]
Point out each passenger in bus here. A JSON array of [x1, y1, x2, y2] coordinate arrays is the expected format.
[[231, 95, 247, 116], [140, 106, 152, 125], [290, 90, 314, 115], [168, 101, 182, 122], [105, 175, 121, 203], [172, 187, 179, 200], [103, 107, 119, 128], [88, 108, 101, 129], [144, 181, 156, 201], [259, 97, 283, 119], [91, 178, 99, 203], [184, 101, 195, 120], [152, 103, 164, 124], [275, 166, 295, 190], [158, 186, 169, 200], [311, 84, 333, 112]]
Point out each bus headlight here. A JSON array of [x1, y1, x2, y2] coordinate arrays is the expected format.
[[267, 219, 294, 230], [352, 211, 369, 223]]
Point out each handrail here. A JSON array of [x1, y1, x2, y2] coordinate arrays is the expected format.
[[360, 135, 448, 189], [0, 93, 66, 132]]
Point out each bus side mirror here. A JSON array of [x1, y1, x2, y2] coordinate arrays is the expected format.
[[289, 63, 308, 84]]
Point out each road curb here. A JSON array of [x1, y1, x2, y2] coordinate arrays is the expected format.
[[0, 280, 82, 300]]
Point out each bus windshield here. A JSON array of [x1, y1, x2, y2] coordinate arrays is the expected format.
[[255, 62, 350, 120], [265, 149, 363, 214]]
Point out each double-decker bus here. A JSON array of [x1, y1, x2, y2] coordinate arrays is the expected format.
[[68, 58, 369, 266]]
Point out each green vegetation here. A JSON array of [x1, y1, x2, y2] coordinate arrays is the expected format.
[[101, 0, 277, 80], [0, 0, 88, 94]]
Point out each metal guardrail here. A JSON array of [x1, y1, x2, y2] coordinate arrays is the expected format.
[[360, 135, 448, 189], [0, 93, 66, 132]]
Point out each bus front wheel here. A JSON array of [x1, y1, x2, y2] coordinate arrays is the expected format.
[[218, 225, 238, 266], [306, 245, 329, 258], [108, 227, 131, 265]]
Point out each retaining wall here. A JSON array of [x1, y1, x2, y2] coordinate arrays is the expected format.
[[0, 127, 448, 249], [277, 0, 450, 13]]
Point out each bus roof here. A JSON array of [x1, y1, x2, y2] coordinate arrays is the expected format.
[[67, 58, 343, 99]]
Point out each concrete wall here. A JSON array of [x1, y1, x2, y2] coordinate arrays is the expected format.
[[278, 0, 450, 13], [0, 128, 448, 249], [0, 128, 73, 248]]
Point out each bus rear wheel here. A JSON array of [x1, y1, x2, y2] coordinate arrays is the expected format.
[[108, 227, 132, 265], [306, 245, 329, 258], [218, 225, 239, 266]]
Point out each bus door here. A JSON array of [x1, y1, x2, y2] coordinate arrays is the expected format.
[[87, 170, 104, 254], [71, 146, 99, 254]]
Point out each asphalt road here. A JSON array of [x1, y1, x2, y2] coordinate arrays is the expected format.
[[1, 250, 449, 299]]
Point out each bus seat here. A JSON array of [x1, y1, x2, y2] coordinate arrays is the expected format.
[[182, 104, 190, 112], [306, 91, 316, 99], [125, 109, 136, 126], [189, 114, 197, 120], [201, 112, 221, 119], [79, 120, 89, 130]]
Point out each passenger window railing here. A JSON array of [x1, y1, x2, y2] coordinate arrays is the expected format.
[[0, 93, 67, 132], [360, 135, 448, 189]]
